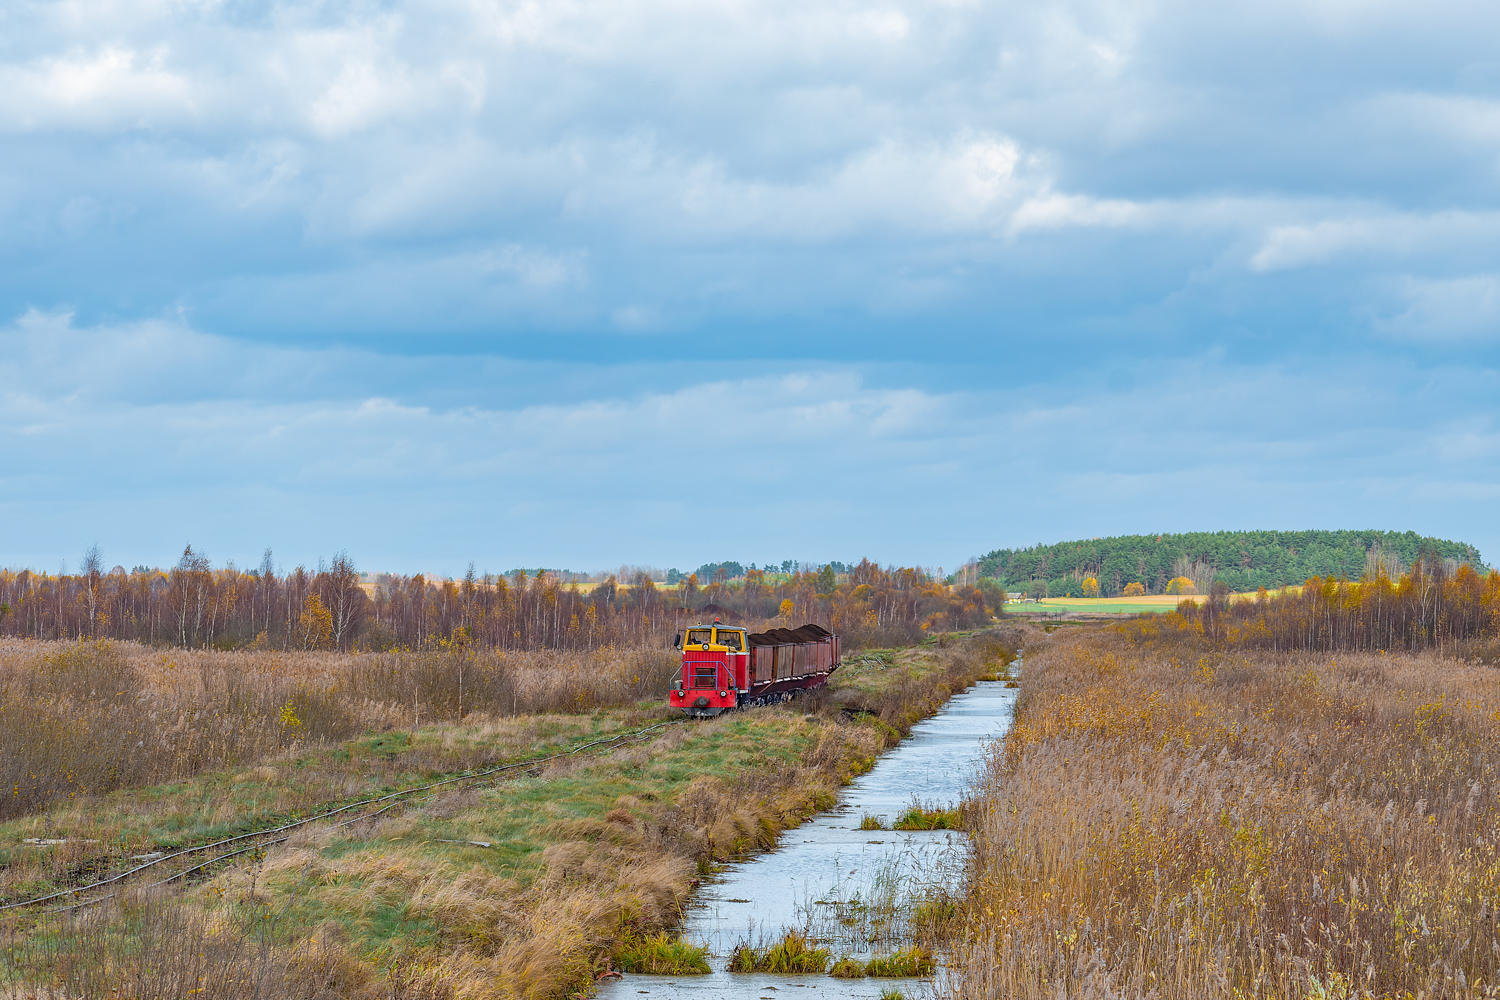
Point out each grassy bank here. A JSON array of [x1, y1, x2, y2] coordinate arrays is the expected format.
[[957, 626, 1500, 999], [0, 639, 679, 821], [0, 630, 1016, 1000]]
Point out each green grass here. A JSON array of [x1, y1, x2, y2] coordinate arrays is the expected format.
[[0, 632, 1007, 999], [613, 933, 711, 974], [1009, 598, 1178, 615], [893, 806, 962, 830], [3, 712, 827, 941], [880, 989, 907, 1000], [829, 955, 867, 978], [865, 947, 935, 977], [727, 931, 830, 974], [857, 813, 887, 831]]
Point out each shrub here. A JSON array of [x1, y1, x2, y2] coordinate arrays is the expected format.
[[857, 813, 887, 831]]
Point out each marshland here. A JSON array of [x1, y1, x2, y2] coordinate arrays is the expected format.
[[2, 550, 1498, 1000], [0, 626, 1017, 1000]]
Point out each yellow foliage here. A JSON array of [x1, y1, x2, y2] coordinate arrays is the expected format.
[[1123, 581, 1145, 596], [1165, 575, 1196, 595], [1081, 577, 1100, 598], [296, 594, 334, 650]]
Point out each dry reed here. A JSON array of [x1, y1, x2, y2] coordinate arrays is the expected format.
[[0, 639, 675, 819], [956, 627, 1500, 999]]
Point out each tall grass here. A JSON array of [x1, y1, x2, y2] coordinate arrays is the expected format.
[[2, 630, 1018, 1000], [728, 931, 830, 973], [611, 933, 711, 974], [0, 639, 676, 820], [0, 890, 375, 1000], [956, 628, 1500, 999]]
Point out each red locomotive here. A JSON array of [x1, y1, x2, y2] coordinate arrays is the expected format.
[[668, 620, 841, 718]]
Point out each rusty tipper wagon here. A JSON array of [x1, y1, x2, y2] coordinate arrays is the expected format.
[[668, 622, 841, 718]]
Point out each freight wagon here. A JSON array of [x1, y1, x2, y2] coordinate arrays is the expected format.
[[668, 621, 841, 718]]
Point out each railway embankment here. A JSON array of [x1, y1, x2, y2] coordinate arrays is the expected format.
[[0, 629, 1021, 1000]]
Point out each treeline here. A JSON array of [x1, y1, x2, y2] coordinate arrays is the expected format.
[[0, 549, 996, 651], [1126, 558, 1500, 653], [676, 559, 993, 639], [978, 529, 1485, 597]]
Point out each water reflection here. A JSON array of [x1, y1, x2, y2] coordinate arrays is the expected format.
[[601, 678, 1017, 999]]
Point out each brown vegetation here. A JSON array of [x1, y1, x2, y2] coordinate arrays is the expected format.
[[0, 551, 996, 651], [1140, 557, 1500, 653], [957, 625, 1500, 999], [0, 639, 674, 820], [1, 631, 1016, 1000]]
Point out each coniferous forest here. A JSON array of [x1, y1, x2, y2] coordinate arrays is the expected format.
[[978, 529, 1485, 598]]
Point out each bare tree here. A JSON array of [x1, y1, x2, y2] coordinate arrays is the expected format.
[[170, 545, 213, 646], [321, 551, 366, 649], [81, 543, 103, 638], [259, 548, 276, 638]]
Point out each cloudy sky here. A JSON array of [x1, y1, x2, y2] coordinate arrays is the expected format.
[[3, 0, 1498, 575]]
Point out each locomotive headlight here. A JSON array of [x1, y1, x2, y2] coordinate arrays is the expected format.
[[719, 690, 727, 698]]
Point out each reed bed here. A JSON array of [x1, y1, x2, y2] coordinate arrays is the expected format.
[[956, 628, 1500, 999], [0, 639, 676, 820]]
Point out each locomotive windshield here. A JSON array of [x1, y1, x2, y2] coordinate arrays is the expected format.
[[686, 628, 713, 645], [715, 628, 744, 651]]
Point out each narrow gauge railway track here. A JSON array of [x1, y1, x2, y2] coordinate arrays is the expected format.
[[1, 721, 683, 915]]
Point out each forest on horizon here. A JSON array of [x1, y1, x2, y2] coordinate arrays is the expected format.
[[977, 529, 1486, 598], [0, 549, 992, 652]]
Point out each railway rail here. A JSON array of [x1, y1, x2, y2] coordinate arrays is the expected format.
[[1, 721, 682, 915]]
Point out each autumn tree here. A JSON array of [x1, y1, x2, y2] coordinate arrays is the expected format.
[[319, 551, 366, 649], [297, 593, 334, 650], [170, 545, 213, 646], [80, 543, 103, 637], [1082, 577, 1101, 598]]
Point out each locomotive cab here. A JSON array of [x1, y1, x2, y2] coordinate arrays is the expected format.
[[669, 623, 749, 717]]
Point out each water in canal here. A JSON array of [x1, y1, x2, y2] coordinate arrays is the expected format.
[[600, 677, 1017, 1000]]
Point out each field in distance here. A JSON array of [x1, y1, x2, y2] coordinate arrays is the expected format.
[[1004, 593, 1262, 615]]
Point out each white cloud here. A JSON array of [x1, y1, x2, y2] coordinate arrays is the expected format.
[[3, 311, 1498, 571], [670, 135, 1029, 239], [4, 0, 1500, 573], [1377, 274, 1500, 341], [1250, 211, 1500, 271], [0, 46, 196, 131], [1008, 190, 1143, 233]]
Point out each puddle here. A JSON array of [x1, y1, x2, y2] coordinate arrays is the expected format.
[[601, 677, 1017, 998]]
